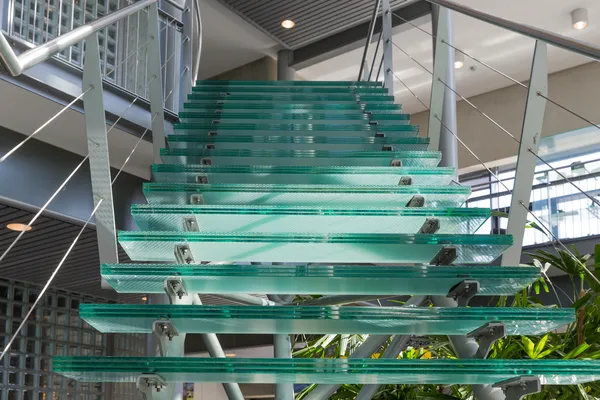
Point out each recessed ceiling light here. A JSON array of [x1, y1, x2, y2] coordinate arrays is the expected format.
[[141, 296, 148, 302], [454, 51, 465, 69], [281, 19, 295, 29], [572, 8, 588, 30], [6, 223, 32, 232], [225, 353, 236, 357]]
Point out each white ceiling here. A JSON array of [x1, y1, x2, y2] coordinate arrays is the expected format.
[[197, 0, 279, 79], [298, 0, 600, 114]]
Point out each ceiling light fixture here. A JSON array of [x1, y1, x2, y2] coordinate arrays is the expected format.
[[281, 19, 295, 29], [454, 51, 464, 69], [225, 353, 236, 357], [6, 223, 32, 232], [571, 8, 589, 30], [141, 296, 148, 302]]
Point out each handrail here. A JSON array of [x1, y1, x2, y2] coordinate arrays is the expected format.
[[425, 0, 600, 62], [0, 0, 156, 76], [357, 0, 382, 81]]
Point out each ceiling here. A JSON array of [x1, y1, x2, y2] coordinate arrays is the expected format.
[[298, 0, 600, 114], [216, 0, 417, 49]]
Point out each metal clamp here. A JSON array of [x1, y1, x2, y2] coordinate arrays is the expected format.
[[390, 159, 402, 167], [418, 218, 440, 234], [200, 158, 212, 165], [205, 144, 215, 150], [493, 376, 541, 400], [196, 174, 209, 184], [398, 176, 412, 186], [405, 195, 425, 208], [375, 132, 385, 138], [174, 245, 195, 264], [431, 246, 457, 265], [152, 320, 184, 357], [446, 279, 479, 306], [136, 374, 172, 400], [468, 322, 507, 358], [164, 278, 188, 300], [382, 145, 393, 151], [189, 194, 204, 205], [183, 217, 199, 232]]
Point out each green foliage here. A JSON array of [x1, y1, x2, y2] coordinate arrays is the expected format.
[[294, 244, 600, 399]]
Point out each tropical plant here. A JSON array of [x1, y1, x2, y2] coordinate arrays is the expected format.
[[293, 244, 600, 399]]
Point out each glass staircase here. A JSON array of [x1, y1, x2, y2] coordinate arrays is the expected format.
[[53, 80, 600, 397]]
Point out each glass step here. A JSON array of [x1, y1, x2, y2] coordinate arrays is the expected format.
[[166, 135, 428, 151], [187, 93, 395, 103], [172, 122, 419, 136], [183, 102, 403, 112], [151, 165, 455, 186], [179, 111, 411, 124], [192, 86, 389, 94], [53, 357, 600, 385], [143, 183, 471, 208], [101, 264, 540, 296], [131, 205, 489, 234], [195, 80, 384, 87], [80, 304, 573, 335], [118, 232, 512, 263], [160, 149, 437, 167]]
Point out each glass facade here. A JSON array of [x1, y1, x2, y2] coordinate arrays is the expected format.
[[0, 278, 143, 400]]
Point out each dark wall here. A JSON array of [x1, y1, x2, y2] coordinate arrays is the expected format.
[[0, 127, 147, 231]]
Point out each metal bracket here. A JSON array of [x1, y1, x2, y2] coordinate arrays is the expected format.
[[382, 145, 393, 151], [196, 174, 209, 184], [201, 158, 212, 165], [493, 376, 541, 400], [390, 159, 402, 167], [368, 120, 379, 125], [468, 322, 507, 358], [205, 144, 215, 150], [152, 320, 184, 357], [136, 374, 172, 400], [208, 131, 218, 136], [405, 195, 425, 208], [164, 278, 188, 300], [375, 132, 385, 138], [447, 279, 479, 307], [183, 217, 199, 232], [431, 246, 457, 265], [418, 218, 440, 234], [174, 245, 194, 264], [398, 176, 412, 186], [190, 194, 204, 205]]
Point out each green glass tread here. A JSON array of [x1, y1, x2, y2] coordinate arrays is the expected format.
[[101, 264, 541, 295], [160, 149, 438, 167], [178, 111, 411, 124], [173, 122, 418, 135], [118, 232, 512, 263], [183, 102, 402, 112], [53, 357, 600, 385], [80, 305, 574, 335], [191, 86, 389, 94], [151, 164, 455, 186], [195, 80, 383, 87], [187, 93, 394, 102], [142, 183, 471, 207], [167, 135, 427, 151], [131, 205, 489, 234]]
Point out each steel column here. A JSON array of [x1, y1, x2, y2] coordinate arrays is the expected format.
[[502, 41, 548, 266], [146, 2, 167, 164], [179, 0, 194, 111], [428, 5, 458, 162], [82, 32, 118, 269], [277, 49, 296, 80], [432, 296, 506, 400], [381, 0, 394, 92]]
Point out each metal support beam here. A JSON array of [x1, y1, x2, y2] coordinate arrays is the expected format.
[[267, 294, 295, 400], [303, 334, 390, 400], [428, 4, 458, 167], [355, 296, 427, 400], [179, 0, 194, 111], [277, 50, 296, 81], [493, 377, 541, 400], [82, 32, 118, 269], [381, 0, 394, 92], [502, 41, 548, 266], [146, 2, 166, 164]]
